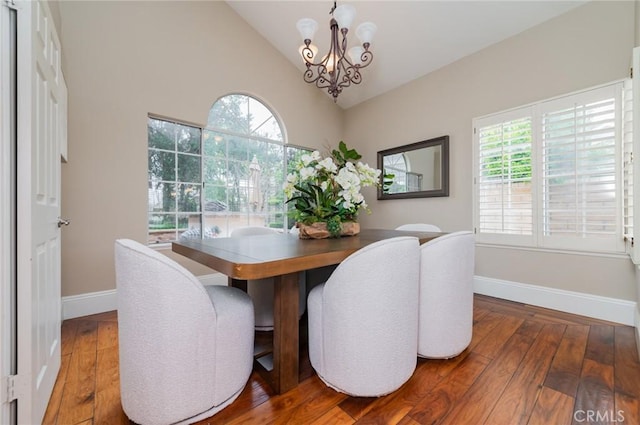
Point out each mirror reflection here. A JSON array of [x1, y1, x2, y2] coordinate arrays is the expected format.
[[377, 136, 449, 199], [383, 145, 443, 193]]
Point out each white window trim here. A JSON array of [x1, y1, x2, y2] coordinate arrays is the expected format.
[[475, 242, 631, 260], [629, 47, 640, 263], [473, 80, 627, 255]]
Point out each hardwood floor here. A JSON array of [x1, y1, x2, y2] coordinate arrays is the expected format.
[[43, 294, 640, 425]]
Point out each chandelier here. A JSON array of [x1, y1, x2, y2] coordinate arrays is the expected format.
[[296, 2, 377, 102]]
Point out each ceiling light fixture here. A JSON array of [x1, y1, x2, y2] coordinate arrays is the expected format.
[[296, 2, 377, 102]]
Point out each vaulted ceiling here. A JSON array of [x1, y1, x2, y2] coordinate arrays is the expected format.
[[227, 1, 587, 108]]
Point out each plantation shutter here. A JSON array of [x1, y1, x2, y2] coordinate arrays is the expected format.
[[628, 47, 640, 263], [623, 78, 634, 258], [474, 107, 534, 246], [538, 84, 623, 252]]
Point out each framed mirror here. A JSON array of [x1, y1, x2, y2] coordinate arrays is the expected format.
[[377, 135, 449, 199]]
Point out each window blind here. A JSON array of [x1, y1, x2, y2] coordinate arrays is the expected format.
[[476, 109, 533, 245], [474, 81, 627, 254], [623, 79, 634, 255], [539, 85, 621, 251]]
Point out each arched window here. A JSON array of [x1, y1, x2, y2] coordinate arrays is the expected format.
[[147, 94, 310, 243], [384, 152, 409, 193], [203, 94, 286, 236]]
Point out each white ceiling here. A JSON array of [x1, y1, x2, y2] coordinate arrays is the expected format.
[[227, 1, 587, 109]]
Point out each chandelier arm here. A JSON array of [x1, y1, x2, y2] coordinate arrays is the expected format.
[[303, 67, 332, 88], [336, 63, 362, 90], [301, 43, 316, 64], [302, 67, 319, 84], [316, 76, 334, 90], [302, 63, 337, 91], [297, 4, 374, 101], [358, 50, 373, 68], [340, 28, 349, 62]]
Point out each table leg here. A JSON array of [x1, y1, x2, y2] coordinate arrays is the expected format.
[[271, 272, 299, 393], [229, 277, 247, 292]]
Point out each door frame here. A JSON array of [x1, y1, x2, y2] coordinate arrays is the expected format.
[[15, 0, 35, 421], [0, 2, 17, 423]]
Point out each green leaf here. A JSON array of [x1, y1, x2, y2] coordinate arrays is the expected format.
[[339, 140, 362, 161]]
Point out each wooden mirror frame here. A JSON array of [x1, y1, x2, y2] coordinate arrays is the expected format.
[[377, 135, 450, 200]]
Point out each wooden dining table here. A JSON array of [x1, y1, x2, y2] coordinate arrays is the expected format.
[[172, 228, 442, 394]]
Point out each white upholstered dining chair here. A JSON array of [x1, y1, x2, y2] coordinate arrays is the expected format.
[[395, 223, 442, 232], [230, 226, 306, 330], [307, 236, 420, 397], [115, 239, 254, 425], [417, 231, 475, 358]]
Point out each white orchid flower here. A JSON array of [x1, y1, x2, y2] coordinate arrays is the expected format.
[[317, 157, 337, 173], [301, 151, 321, 167], [299, 166, 317, 181]]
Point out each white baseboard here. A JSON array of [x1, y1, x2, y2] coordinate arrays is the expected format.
[[474, 275, 636, 326], [62, 289, 117, 320], [62, 275, 637, 326]]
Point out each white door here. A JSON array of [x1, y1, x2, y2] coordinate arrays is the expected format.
[[14, 0, 66, 423]]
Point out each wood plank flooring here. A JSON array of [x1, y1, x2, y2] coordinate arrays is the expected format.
[[43, 295, 640, 425]]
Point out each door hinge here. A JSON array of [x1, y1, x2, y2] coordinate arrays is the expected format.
[[4, 375, 26, 403], [631, 67, 634, 79]]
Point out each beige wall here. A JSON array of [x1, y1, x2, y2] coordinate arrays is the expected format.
[[58, 1, 344, 296], [346, 1, 637, 300], [636, 0, 640, 46], [47, 1, 61, 39], [58, 1, 639, 302]]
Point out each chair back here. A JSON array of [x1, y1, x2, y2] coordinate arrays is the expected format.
[[319, 236, 420, 395], [115, 239, 219, 423], [396, 223, 442, 232], [418, 231, 474, 358]]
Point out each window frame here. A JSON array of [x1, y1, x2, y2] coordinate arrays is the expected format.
[[147, 115, 204, 245], [473, 80, 627, 255], [147, 95, 311, 245]]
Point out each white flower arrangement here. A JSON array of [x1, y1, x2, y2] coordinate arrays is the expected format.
[[285, 141, 381, 237]]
